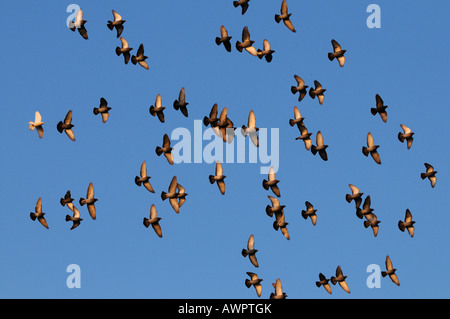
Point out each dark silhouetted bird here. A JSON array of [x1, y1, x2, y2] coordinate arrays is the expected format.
[[311, 131, 328, 161], [242, 234, 259, 267], [30, 197, 49, 229], [135, 161, 155, 193], [65, 205, 82, 230], [215, 25, 232, 52], [362, 132, 381, 164], [421, 163, 437, 188], [236, 26, 257, 56], [371, 94, 388, 123], [291, 75, 308, 102], [57, 110, 76, 141], [398, 209, 415, 238], [241, 110, 259, 147], [316, 273, 332, 294], [274, 0, 296, 32], [209, 161, 226, 195], [309, 80, 326, 105], [295, 124, 313, 151], [173, 87, 189, 117], [115, 37, 133, 64], [270, 278, 287, 299], [363, 213, 381, 237], [398, 124, 414, 149], [155, 134, 174, 165], [107, 10, 125, 38], [143, 204, 162, 238], [60, 190, 74, 211], [245, 272, 263, 297], [262, 166, 280, 197], [28, 111, 44, 139], [328, 39, 346, 67], [346, 184, 363, 209], [131, 44, 149, 70], [149, 94, 166, 123], [356, 196, 374, 219], [266, 196, 285, 218], [233, 0, 250, 15], [161, 176, 180, 214], [330, 266, 350, 294], [79, 182, 98, 220], [382, 255, 400, 286], [301, 201, 317, 225], [256, 39, 275, 62], [69, 8, 88, 40], [203, 103, 219, 127], [93, 97, 111, 123]]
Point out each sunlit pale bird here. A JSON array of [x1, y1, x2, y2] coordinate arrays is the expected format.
[[143, 204, 162, 238], [266, 195, 286, 218], [301, 201, 317, 225], [149, 94, 166, 123], [69, 8, 88, 40], [295, 124, 313, 151], [256, 39, 275, 63], [363, 213, 381, 237], [398, 124, 414, 149], [262, 166, 280, 197], [135, 161, 155, 193], [30, 197, 49, 229], [29, 111, 44, 139], [291, 75, 309, 102], [311, 130, 328, 161], [107, 10, 126, 38], [209, 161, 226, 195], [245, 272, 263, 297], [115, 37, 133, 64], [362, 132, 381, 165], [242, 234, 259, 268], [79, 182, 98, 220], [346, 184, 364, 209], [309, 80, 326, 105], [241, 110, 259, 147]]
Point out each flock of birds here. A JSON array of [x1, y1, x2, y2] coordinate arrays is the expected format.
[[26, 1, 439, 299]]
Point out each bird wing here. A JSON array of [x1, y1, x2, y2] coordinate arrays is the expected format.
[[424, 163, 434, 173], [305, 201, 314, 210], [316, 131, 324, 146], [242, 26, 250, 42], [35, 197, 42, 214], [217, 180, 225, 195], [336, 265, 343, 277], [75, 8, 83, 23], [293, 106, 301, 119], [88, 203, 96, 220], [385, 255, 393, 271], [248, 234, 255, 250], [137, 44, 144, 57], [155, 94, 162, 109], [275, 278, 283, 296], [268, 166, 275, 181], [38, 216, 49, 229], [367, 132, 374, 148], [112, 10, 122, 21], [389, 273, 400, 286], [337, 55, 345, 67], [138, 60, 149, 70], [150, 204, 157, 219], [169, 176, 178, 193], [73, 206, 81, 219], [152, 222, 162, 238], [140, 161, 147, 178], [405, 209, 412, 223], [280, 0, 288, 14], [101, 112, 109, 123], [268, 195, 280, 208], [219, 107, 228, 123], [164, 152, 174, 165], [65, 129, 76, 141], [163, 134, 171, 148], [283, 19, 296, 32], [215, 161, 223, 176], [169, 198, 179, 213], [87, 182, 94, 199], [400, 124, 410, 134], [339, 280, 350, 293], [248, 110, 256, 128], [35, 111, 42, 123], [120, 37, 129, 49], [349, 184, 359, 195], [220, 25, 228, 38], [245, 46, 258, 56], [64, 110, 73, 124], [210, 104, 218, 118], [36, 126, 44, 138], [314, 80, 322, 90], [331, 39, 341, 52], [371, 150, 381, 165], [178, 87, 185, 104], [249, 255, 259, 267], [263, 39, 271, 51], [375, 94, 384, 108], [294, 75, 304, 87]]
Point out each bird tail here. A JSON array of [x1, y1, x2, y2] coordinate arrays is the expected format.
[[289, 119, 296, 127], [57, 121, 64, 133], [381, 271, 387, 278], [143, 217, 150, 228], [149, 105, 156, 116], [370, 108, 378, 116], [209, 175, 215, 184], [79, 198, 85, 206], [215, 37, 221, 46], [135, 176, 142, 186], [60, 198, 66, 206], [273, 220, 279, 231], [131, 55, 137, 65], [315, 281, 322, 288], [362, 146, 369, 157], [262, 179, 269, 190], [265, 205, 273, 217], [363, 220, 370, 228], [420, 173, 427, 180], [345, 194, 353, 203], [93, 107, 99, 115], [233, 1, 239, 7], [115, 46, 122, 56], [235, 41, 243, 52], [203, 116, 211, 127], [107, 21, 114, 30], [398, 221, 405, 232], [241, 249, 248, 257], [328, 52, 335, 61], [155, 146, 163, 156], [309, 88, 316, 99], [173, 100, 180, 110], [274, 14, 282, 23], [398, 132, 405, 143], [311, 145, 317, 155], [290, 86, 298, 95], [245, 279, 252, 288], [330, 277, 337, 285], [65, 215, 71, 222], [301, 210, 308, 220], [356, 208, 363, 219], [30, 213, 36, 221]]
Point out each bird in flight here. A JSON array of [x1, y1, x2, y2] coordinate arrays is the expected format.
[[273, 209, 290, 240], [346, 184, 364, 209], [245, 272, 263, 297], [143, 204, 162, 238], [209, 161, 226, 195], [291, 75, 309, 102], [57, 110, 76, 141], [256, 39, 275, 63], [28, 111, 44, 139], [311, 131, 328, 161], [161, 176, 180, 214], [371, 94, 388, 123], [116, 37, 133, 64], [233, 0, 250, 15], [270, 278, 287, 299], [131, 44, 149, 70], [69, 8, 88, 40], [398, 124, 414, 149], [60, 190, 74, 211], [262, 166, 281, 197], [265, 196, 286, 218], [149, 94, 166, 123], [93, 97, 112, 123], [274, 0, 296, 32], [236, 26, 257, 57], [242, 234, 259, 268], [328, 39, 346, 67], [135, 161, 155, 193], [107, 10, 126, 38], [309, 80, 326, 105], [30, 197, 49, 229], [65, 205, 83, 230], [330, 266, 350, 294], [381, 255, 400, 286], [79, 182, 98, 220], [173, 87, 189, 118], [155, 134, 174, 165], [363, 213, 381, 237], [295, 124, 313, 151], [241, 110, 259, 147], [356, 195, 374, 220], [215, 25, 232, 52], [316, 273, 332, 294], [421, 163, 437, 188], [301, 201, 318, 226], [362, 132, 381, 165], [398, 209, 415, 238]]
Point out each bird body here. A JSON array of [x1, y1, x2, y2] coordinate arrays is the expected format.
[[273, 210, 290, 240]]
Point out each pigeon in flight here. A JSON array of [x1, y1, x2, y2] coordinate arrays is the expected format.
[[289, 106, 305, 129], [265, 196, 286, 218], [245, 272, 263, 297], [398, 209, 415, 238], [107, 10, 126, 38], [382, 255, 400, 286], [256, 39, 275, 63], [149, 94, 166, 123], [398, 124, 414, 149], [291, 75, 309, 102], [311, 131, 328, 161], [270, 278, 287, 299], [209, 161, 226, 195], [363, 213, 381, 237], [135, 161, 155, 193], [316, 273, 332, 294], [301, 201, 318, 225], [274, 0, 296, 32], [273, 209, 290, 240], [173, 87, 189, 117], [93, 97, 111, 123], [30, 197, 49, 229], [215, 25, 232, 52], [330, 266, 350, 294], [345, 184, 364, 209], [241, 110, 259, 147], [65, 205, 83, 230], [295, 124, 313, 151], [262, 166, 281, 197], [233, 0, 250, 15], [421, 163, 437, 188], [115, 37, 133, 64], [328, 39, 346, 67], [203, 103, 219, 128], [60, 190, 74, 211], [236, 26, 257, 57], [309, 80, 326, 105], [176, 183, 188, 209], [57, 110, 76, 141], [79, 182, 98, 220], [371, 94, 388, 123], [28, 111, 44, 139], [356, 196, 374, 219], [161, 176, 180, 214], [241, 234, 259, 268], [69, 8, 88, 40], [131, 44, 149, 70], [143, 204, 162, 238], [362, 132, 381, 165], [155, 134, 174, 165]]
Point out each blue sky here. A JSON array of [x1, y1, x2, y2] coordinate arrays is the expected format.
[[0, 0, 449, 299]]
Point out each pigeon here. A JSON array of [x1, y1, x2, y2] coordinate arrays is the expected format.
[[203, 103, 219, 127], [270, 278, 287, 299], [241, 234, 259, 268], [176, 183, 188, 208], [65, 205, 83, 230], [107, 10, 125, 38], [273, 209, 290, 240], [356, 196, 374, 219], [30, 197, 49, 229], [328, 39, 346, 67], [155, 134, 174, 165], [301, 201, 317, 225], [371, 94, 388, 123], [57, 110, 76, 141], [398, 209, 415, 238], [256, 39, 275, 62], [274, 0, 296, 33], [262, 166, 281, 197], [143, 204, 162, 238], [316, 273, 332, 294], [362, 132, 381, 164], [69, 8, 88, 40], [79, 182, 98, 220], [60, 190, 74, 211], [289, 106, 305, 129], [421, 163, 437, 188], [149, 94, 166, 123], [398, 124, 414, 149], [93, 97, 111, 123], [330, 266, 350, 294], [382, 256, 400, 286], [265, 196, 285, 218], [245, 272, 263, 297], [161, 176, 180, 214], [209, 161, 226, 195], [216, 107, 236, 143], [236, 26, 257, 57], [173, 87, 189, 117], [233, 0, 250, 15], [215, 25, 232, 52], [345, 184, 364, 209], [241, 110, 259, 147], [134, 161, 155, 193], [28, 111, 44, 139], [311, 130, 328, 161], [295, 124, 313, 151], [363, 213, 381, 237], [131, 44, 149, 70], [291, 75, 309, 102], [115, 37, 133, 64], [309, 80, 326, 105]]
